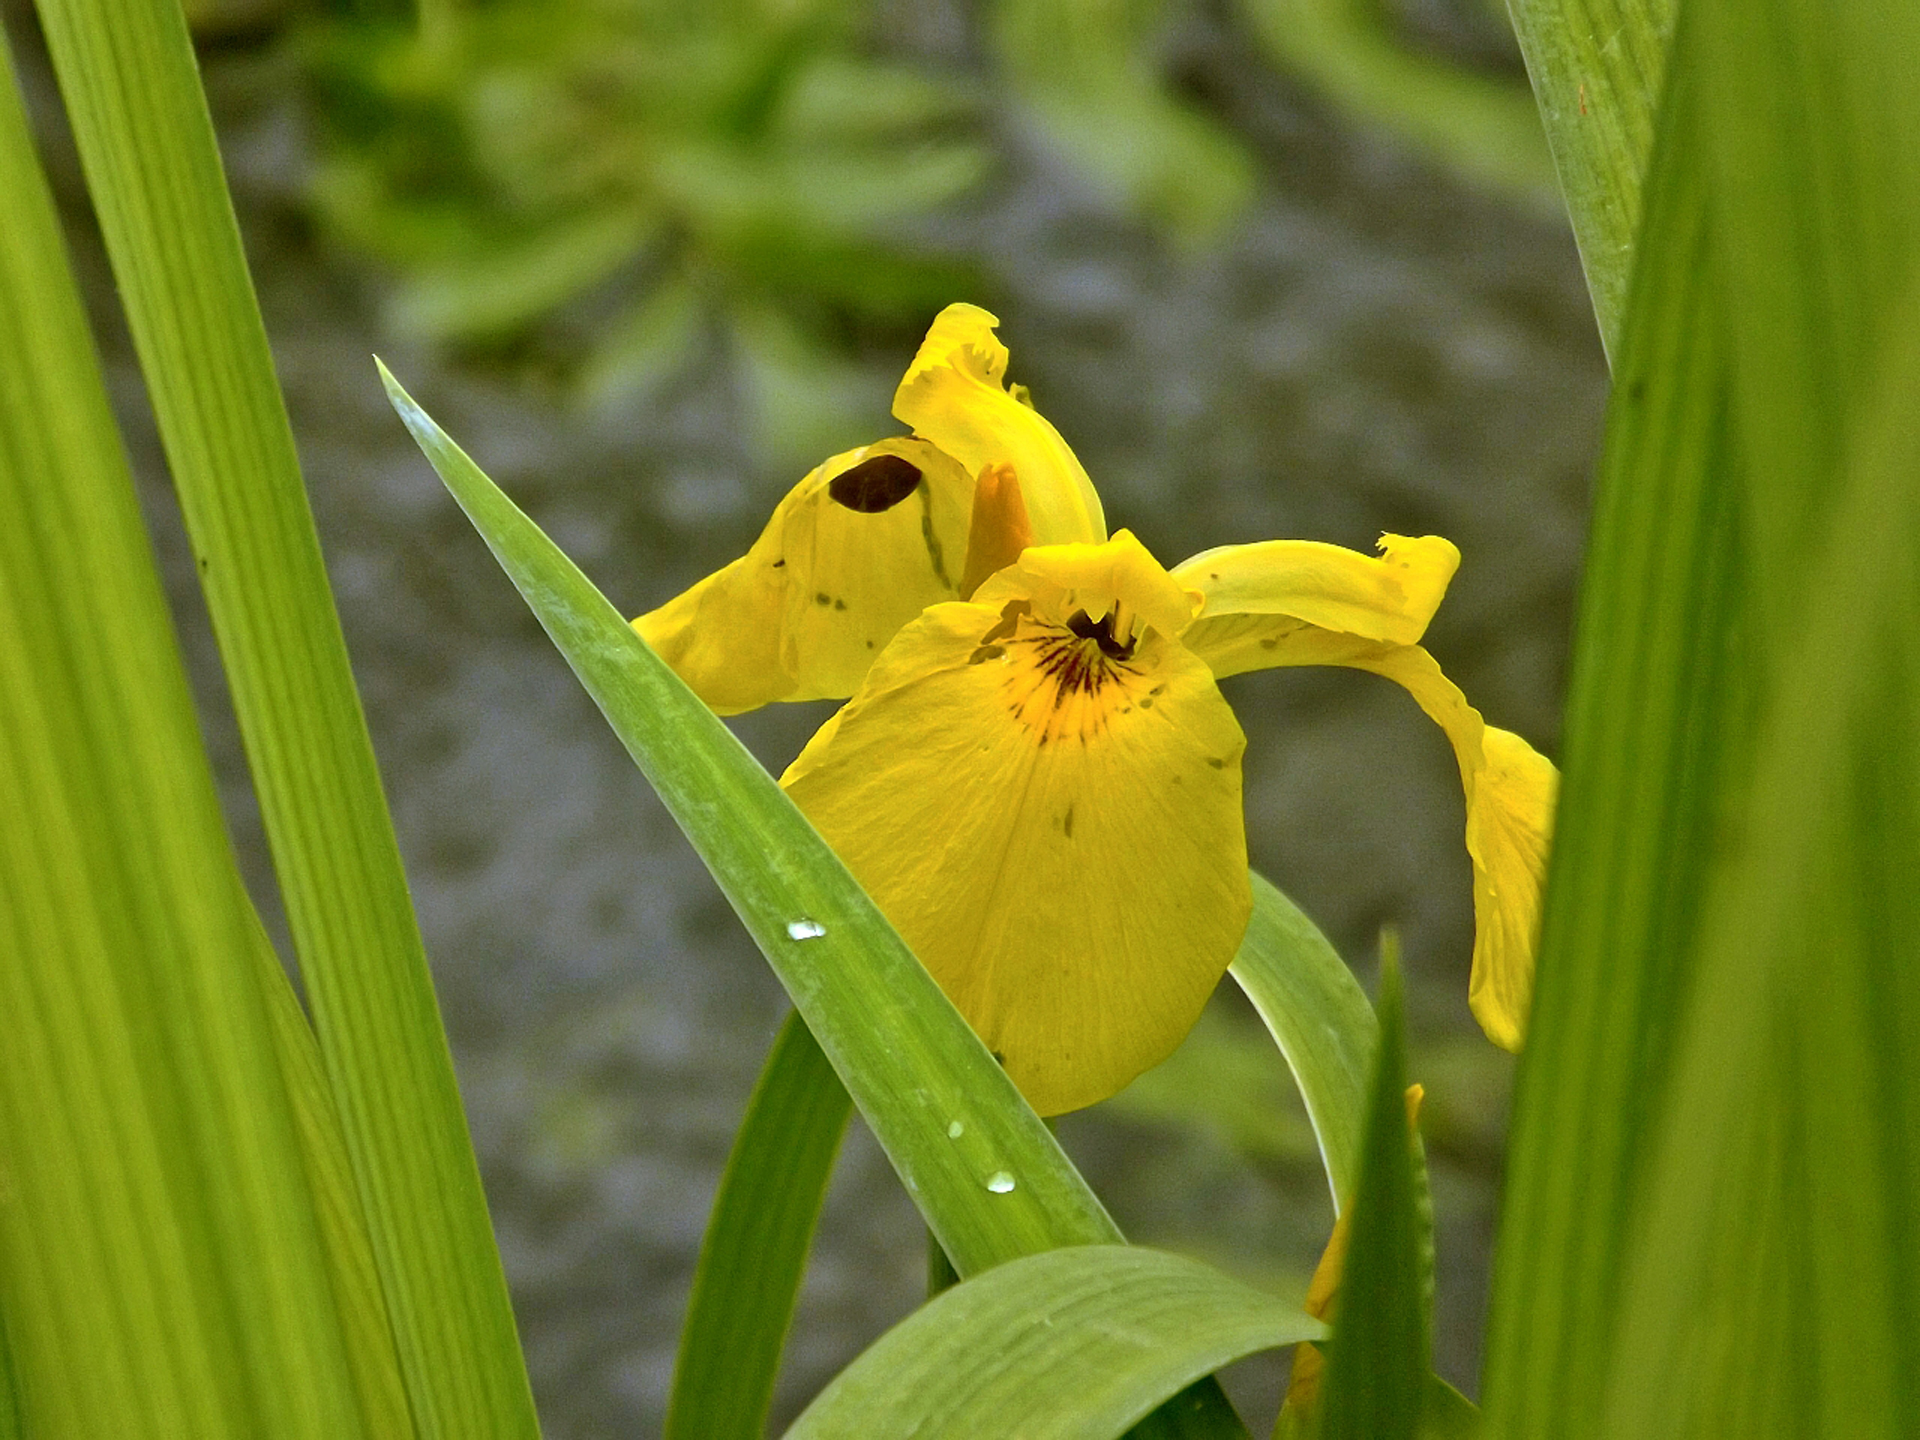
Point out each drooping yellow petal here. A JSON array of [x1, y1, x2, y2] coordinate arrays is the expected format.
[[633, 437, 973, 713], [1338, 647, 1554, 1050], [892, 303, 1107, 548], [1172, 535, 1555, 1049], [781, 534, 1249, 1116], [1171, 534, 1460, 680]]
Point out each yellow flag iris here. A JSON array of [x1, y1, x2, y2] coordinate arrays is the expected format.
[[637, 303, 1557, 1114]]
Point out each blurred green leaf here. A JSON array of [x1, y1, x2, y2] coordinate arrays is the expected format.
[[1503, 0, 1675, 357], [787, 1246, 1323, 1439], [1482, 0, 1920, 1434], [29, 0, 537, 1430], [1239, 0, 1561, 216], [383, 369, 1254, 1438], [305, 0, 985, 453], [393, 204, 661, 342], [1228, 875, 1377, 1211], [991, 0, 1254, 245], [1, 28, 370, 1433], [577, 275, 706, 410], [1317, 949, 1427, 1440], [1105, 995, 1319, 1168], [666, 1011, 851, 1440]]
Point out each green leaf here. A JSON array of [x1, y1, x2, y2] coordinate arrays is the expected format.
[[1239, 0, 1560, 215], [1482, 0, 1920, 1434], [1228, 875, 1378, 1211], [380, 362, 1117, 1270], [665, 1011, 851, 1440], [383, 370, 1252, 1439], [786, 1247, 1324, 1439], [257, 921, 414, 1435], [991, 0, 1254, 245], [393, 205, 659, 342], [1317, 949, 1427, 1440], [0, 31, 367, 1434], [28, 0, 536, 1430], [1503, 0, 1676, 357], [1420, 1377, 1481, 1440]]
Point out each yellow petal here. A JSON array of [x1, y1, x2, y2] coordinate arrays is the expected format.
[[893, 304, 1107, 547], [1171, 532, 1553, 1048], [972, 528, 1201, 644], [959, 462, 1034, 597], [633, 437, 973, 713], [1460, 727, 1556, 1050], [1345, 644, 1555, 1051], [782, 535, 1249, 1115], [1171, 534, 1460, 680]]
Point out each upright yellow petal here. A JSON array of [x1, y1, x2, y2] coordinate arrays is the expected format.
[[893, 304, 1107, 547], [959, 462, 1034, 597], [782, 534, 1249, 1115], [633, 437, 973, 713], [1172, 534, 1460, 679]]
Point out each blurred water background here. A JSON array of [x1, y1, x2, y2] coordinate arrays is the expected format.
[[9, 0, 1606, 1429]]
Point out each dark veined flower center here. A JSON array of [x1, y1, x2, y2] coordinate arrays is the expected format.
[[1064, 607, 1136, 661]]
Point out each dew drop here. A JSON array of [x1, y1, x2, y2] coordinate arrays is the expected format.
[[947, 1120, 965, 1139], [786, 919, 827, 941], [985, 1171, 1016, 1194]]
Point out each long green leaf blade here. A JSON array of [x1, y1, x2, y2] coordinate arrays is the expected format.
[[1479, 42, 1730, 1429], [1227, 875, 1377, 1211], [1505, 0, 1675, 356], [27, 0, 534, 1431], [1317, 951, 1426, 1440], [1484, 0, 1920, 1433], [379, 362, 1119, 1266], [257, 920, 415, 1435], [666, 1011, 851, 1440], [0, 32, 365, 1435], [786, 1247, 1323, 1439]]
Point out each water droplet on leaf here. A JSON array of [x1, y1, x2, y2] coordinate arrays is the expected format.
[[985, 1171, 1016, 1194], [786, 919, 827, 940], [947, 1121, 964, 1139]]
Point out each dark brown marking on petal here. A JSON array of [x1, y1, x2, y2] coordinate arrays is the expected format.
[[969, 644, 1006, 665], [772, 558, 787, 568], [991, 1050, 1007, 1066], [1260, 636, 1279, 650], [979, 599, 1030, 645], [1137, 696, 1153, 709], [919, 491, 953, 591], [1149, 683, 1168, 696], [1063, 804, 1075, 839], [833, 598, 847, 611], [814, 592, 832, 606], [1207, 757, 1227, 769], [828, 453, 923, 512]]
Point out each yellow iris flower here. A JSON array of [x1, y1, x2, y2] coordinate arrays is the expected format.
[[637, 304, 1557, 1116]]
